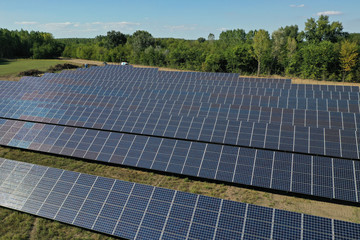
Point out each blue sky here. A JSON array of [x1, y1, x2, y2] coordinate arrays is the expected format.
[[1, 0, 359, 39]]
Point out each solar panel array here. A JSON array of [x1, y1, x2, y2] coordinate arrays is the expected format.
[[1, 158, 360, 240], [0, 118, 359, 203], [1, 65, 360, 238]]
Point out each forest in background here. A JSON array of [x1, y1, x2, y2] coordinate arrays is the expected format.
[[1, 15, 360, 81]]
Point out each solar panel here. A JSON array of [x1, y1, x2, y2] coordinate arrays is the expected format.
[[0, 71, 359, 159], [1, 158, 359, 239], [0, 111, 358, 160], [1, 65, 360, 239], [0, 119, 359, 203], [15, 65, 357, 93], [1, 79, 359, 108], [0, 96, 359, 131]]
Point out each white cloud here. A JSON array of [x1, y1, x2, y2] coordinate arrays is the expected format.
[[217, 27, 228, 32], [15, 21, 38, 25], [165, 24, 197, 31], [44, 22, 73, 28], [317, 11, 343, 16], [91, 21, 140, 30], [290, 4, 305, 8]]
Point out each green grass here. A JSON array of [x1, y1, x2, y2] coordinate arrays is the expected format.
[[0, 59, 68, 79]]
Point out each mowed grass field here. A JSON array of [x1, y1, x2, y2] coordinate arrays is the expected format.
[[0, 59, 70, 80], [1, 59, 360, 239]]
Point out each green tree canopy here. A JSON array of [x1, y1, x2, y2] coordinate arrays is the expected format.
[[300, 41, 337, 80], [304, 15, 346, 43], [208, 33, 215, 41], [252, 29, 271, 76], [130, 30, 155, 52], [105, 30, 127, 49], [340, 40, 359, 81], [219, 29, 246, 45]]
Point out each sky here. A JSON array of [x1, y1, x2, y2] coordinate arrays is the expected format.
[[1, 0, 359, 39]]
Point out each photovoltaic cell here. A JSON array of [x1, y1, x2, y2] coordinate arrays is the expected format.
[[1, 158, 360, 239], [0, 119, 359, 203], [1, 65, 360, 239], [0, 114, 357, 159], [1, 98, 359, 130]]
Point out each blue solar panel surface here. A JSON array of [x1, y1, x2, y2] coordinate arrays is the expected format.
[[1, 65, 360, 239], [0, 66, 359, 160], [0, 119, 359, 203], [1, 158, 360, 240]]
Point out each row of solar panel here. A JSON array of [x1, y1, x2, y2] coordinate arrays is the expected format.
[[1, 67, 358, 160], [0, 119, 359, 203], [27, 72, 281, 84], [2, 98, 359, 131], [2, 87, 360, 117], [1, 103, 359, 160], [8, 76, 360, 98], [41, 66, 286, 82], [1, 158, 359, 239], [31, 70, 359, 93], [2, 76, 360, 110], [27, 65, 357, 92], [2, 84, 358, 115], [23, 78, 290, 88], [2, 85, 360, 116], [0, 65, 350, 93]]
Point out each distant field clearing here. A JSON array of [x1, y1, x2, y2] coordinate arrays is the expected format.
[[0, 59, 71, 80]]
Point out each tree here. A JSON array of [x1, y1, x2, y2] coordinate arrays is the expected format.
[[304, 15, 345, 43], [349, 33, 360, 44], [105, 30, 127, 48], [304, 17, 317, 42], [197, 37, 206, 43], [300, 41, 337, 80], [283, 25, 299, 40], [208, 33, 215, 41], [271, 29, 287, 73], [130, 30, 155, 52], [252, 29, 271, 76], [203, 53, 227, 72], [224, 44, 256, 74], [285, 37, 297, 75], [219, 29, 246, 45], [340, 40, 359, 81]]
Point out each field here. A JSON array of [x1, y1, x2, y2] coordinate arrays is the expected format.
[[0, 59, 71, 81], [1, 59, 360, 239]]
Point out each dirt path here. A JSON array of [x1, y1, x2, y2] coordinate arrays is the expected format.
[[29, 218, 39, 240]]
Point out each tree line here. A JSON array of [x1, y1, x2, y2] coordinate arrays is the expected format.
[[0, 29, 64, 59], [1, 16, 360, 81]]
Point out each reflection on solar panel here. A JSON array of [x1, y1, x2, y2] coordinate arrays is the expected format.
[[0, 71, 360, 159], [0, 119, 359, 203], [1, 113, 358, 159], [1, 65, 360, 238], [1, 158, 360, 240], [1, 100, 359, 130]]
